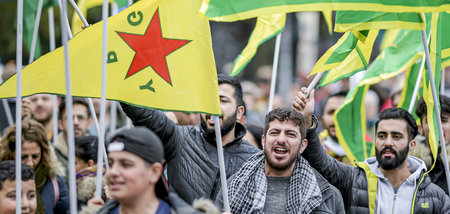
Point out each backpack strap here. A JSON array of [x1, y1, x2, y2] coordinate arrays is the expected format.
[[50, 176, 60, 208]]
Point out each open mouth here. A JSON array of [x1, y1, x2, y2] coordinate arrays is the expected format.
[[273, 147, 288, 157]]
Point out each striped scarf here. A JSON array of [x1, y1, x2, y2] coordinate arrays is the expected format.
[[228, 152, 322, 214]]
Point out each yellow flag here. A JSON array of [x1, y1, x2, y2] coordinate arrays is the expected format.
[[0, 0, 221, 115]]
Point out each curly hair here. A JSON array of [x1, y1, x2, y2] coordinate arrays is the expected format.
[[0, 120, 57, 176], [264, 107, 307, 140], [0, 160, 35, 190]]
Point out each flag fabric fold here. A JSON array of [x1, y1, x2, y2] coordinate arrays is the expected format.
[[309, 30, 378, 87], [229, 13, 285, 77], [334, 11, 425, 32], [2, 0, 221, 115], [201, 0, 450, 22]]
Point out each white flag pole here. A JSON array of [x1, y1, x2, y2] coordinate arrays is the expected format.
[[95, 0, 109, 199], [441, 69, 445, 94], [48, 7, 59, 144], [15, 0, 24, 212], [268, 33, 282, 113], [28, 0, 44, 64], [407, 30, 430, 113], [68, 0, 89, 27], [420, 24, 450, 195], [212, 115, 230, 212], [59, 0, 77, 211]]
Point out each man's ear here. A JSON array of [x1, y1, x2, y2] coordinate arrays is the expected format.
[[409, 139, 416, 152], [87, 159, 95, 167], [261, 135, 266, 150], [418, 125, 424, 136], [58, 119, 63, 131], [236, 106, 245, 121], [298, 139, 308, 154]]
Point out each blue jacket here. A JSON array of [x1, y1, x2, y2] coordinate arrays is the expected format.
[[40, 175, 70, 214]]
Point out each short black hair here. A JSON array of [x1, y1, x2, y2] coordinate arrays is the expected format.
[[217, 74, 244, 109], [75, 136, 98, 163], [375, 108, 418, 141], [318, 91, 348, 117], [59, 98, 90, 119], [245, 124, 264, 149], [415, 94, 450, 119], [264, 107, 307, 140], [0, 161, 35, 190]]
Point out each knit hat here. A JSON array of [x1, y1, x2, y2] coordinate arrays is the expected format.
[[107, 127, 168, 198]]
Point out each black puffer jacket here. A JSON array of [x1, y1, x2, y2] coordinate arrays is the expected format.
[[302, 119, 450, 214], [120, 103, 260, 203]]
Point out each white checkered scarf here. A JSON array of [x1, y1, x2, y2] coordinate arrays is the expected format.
[[228, 152, 322, 214]]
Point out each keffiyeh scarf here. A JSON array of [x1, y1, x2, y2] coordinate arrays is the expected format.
[[228, 152, 322, 214]]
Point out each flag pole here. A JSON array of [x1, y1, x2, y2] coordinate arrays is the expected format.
[[68, 0, 89, 27], [28, 0, 44, 64], [268, 33, 281, 113], [420, 28, 450, 195], [15, 0, 24, 212], [110, 101, 117, 133], [95, 0, 109, 199], [48, 7, 59, 144], [407, 30, 430, 113], [54, 0, 109, 167], [306, 72, 325, 97], [212, 115, 230, 212], [59, 0, 77, 211]]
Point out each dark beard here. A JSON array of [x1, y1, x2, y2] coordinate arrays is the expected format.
[[263, 145, 299, 171], [200, 112, 236, 138], [376, 144, 409, 170]]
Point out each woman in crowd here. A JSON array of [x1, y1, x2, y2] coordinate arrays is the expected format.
[[0, 120, 69, 214]]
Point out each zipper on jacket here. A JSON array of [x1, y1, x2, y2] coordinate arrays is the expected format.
[[391, 192, 397, 214]]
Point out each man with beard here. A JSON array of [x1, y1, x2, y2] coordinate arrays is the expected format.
[[119, 74, 260, 203], [317, 91, 349, 163], [293, 87, 450, 213], [22, 94, 55, 141], [410, 94, 450, 194], [216, 107, 345, 213], [54, 98, 92, 179]]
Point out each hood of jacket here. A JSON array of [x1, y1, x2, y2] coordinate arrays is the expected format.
[[364, 156, 426, 213]]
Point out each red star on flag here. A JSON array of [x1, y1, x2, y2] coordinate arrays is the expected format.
[[118, 9, 190, 85]]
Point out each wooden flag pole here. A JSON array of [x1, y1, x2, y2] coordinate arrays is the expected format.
[[212, 115, 231, 212], [268, 33, 282, 113], [28, 0, 44, 64], [15, 0, 24, 212], [95, 0, 109, 199], [420, 28, 450, 195]]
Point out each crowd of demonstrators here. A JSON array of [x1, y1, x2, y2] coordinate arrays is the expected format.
[[216, 107, 345, 213], [0, 120, 69, 214], [293, 87, 450, 213], [410, 94, 450, 195], [120, 74, 260, 203], [54, 98, 92, 180], [0, 161, 36, 214]]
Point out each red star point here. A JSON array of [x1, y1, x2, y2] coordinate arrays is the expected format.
[[118, 9, 190, 85]]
